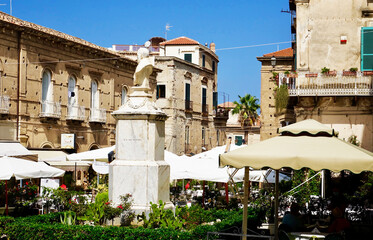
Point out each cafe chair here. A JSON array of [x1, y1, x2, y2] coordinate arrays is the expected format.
[[278, 230, 291, 240]]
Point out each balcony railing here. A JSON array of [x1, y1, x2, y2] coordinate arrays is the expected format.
[[202, 104, 208, 116], [66, 104, 85, 121], [278, 71, 373, 96], [214, 108, 229, 118], [112, 44, 160, 52], [0, 95, 9, 114], [89, 108, 106, 123], [40, 100, 61, 118], [185, 100, 193, 112]]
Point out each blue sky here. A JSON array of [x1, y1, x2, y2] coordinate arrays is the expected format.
[[2, 0, 291, 105]]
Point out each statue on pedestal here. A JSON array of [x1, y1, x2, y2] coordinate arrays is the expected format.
[[133, 41, 154, 91]]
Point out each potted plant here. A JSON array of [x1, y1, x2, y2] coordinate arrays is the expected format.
[[321, 67, 336, 76], [343, 67, 358, 76]]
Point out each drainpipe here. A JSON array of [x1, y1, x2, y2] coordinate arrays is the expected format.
[[16, 31, 22, 141]]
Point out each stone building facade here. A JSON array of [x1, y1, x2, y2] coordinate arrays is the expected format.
[[257, 48, 294, 141], [259, 0, 373, 151], [0, 12, 157, 153]]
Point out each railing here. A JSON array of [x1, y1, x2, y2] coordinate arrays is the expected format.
[[202, 104, 208, 115], [40, 100, 61, 118], [0, 95, 9, 114], [66, 105, 85, 121], [89, 108, 106, 123], [279, 71, 373, 96], [214, 108, 229, 118], [112, 44, 160, 52], [185, 100, 193, 112]]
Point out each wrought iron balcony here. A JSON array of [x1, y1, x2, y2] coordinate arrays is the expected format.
[[40, 100, 61, 118], [185, 100, 193, 112], [66, 104, 85, 121], [89, 108, 106, 123], [202, 104, 208, 116], [278, 71, 373, 96], [0, 95, 9, 114]]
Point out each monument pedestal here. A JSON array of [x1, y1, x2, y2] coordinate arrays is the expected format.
[[109, 89, 174, 218]]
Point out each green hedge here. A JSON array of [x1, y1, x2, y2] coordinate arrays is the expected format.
[[1, 223, 193, 240], [0, 208, 261, 240]]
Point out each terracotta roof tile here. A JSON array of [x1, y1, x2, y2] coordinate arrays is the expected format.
[[160, 36, 199, 46], [218, 102, 235, 108], [263, 48, 293, 57]]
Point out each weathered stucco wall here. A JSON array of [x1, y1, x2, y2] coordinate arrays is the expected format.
[[296, 0, 370, 72]]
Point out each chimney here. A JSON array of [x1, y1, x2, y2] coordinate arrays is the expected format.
[[209, 42, 215, 52]]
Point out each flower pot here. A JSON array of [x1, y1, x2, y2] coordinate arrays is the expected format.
[[343, 71, 357, 76], [306, 73, 318, 78], [323, 71, 337, 77]]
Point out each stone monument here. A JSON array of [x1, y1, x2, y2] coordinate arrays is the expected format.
[[109, 41, 174, 218]]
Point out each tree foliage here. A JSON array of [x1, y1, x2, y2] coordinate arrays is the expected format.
[[232, 94, 260, 127], [274, 85, 289, 113]]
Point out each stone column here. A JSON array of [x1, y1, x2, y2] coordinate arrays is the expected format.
[[109, 86, 174, 217]]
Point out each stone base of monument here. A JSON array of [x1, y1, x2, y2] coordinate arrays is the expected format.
[[109, 159, 175, 223]]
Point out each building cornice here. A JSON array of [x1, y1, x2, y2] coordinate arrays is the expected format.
[[0, 11, 137, 66]]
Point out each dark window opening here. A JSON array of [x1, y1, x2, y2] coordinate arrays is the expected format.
[[184, 54, 192, 63], [157, 85, 166, 99]]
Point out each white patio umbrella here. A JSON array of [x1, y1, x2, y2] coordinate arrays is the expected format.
[[0, 156, 65, 215], [66, 145, 115, 162], [220, 119, 373, 240]]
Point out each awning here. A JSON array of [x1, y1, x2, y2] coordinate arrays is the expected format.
[[31, 150, 68, 162], [0, 141, 38, 161]]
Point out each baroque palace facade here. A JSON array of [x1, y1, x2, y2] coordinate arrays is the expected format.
[[0, 12, 157, 153]]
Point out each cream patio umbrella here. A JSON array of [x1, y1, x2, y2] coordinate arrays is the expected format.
[[219, 119, 373, 240]]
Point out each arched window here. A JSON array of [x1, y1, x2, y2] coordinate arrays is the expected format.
[[91, 80, 99, 110], [121, 87, 127, 105], [68, 76, 77, 106], [41, 70, 53, 114]]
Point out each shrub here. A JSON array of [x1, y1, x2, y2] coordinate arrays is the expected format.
[[1, 222, 193, 240]]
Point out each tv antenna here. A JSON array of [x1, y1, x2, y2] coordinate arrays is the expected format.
[[0, 0, 12, 15], [165, 23, 172, 40], [281, 9, 291, 14]]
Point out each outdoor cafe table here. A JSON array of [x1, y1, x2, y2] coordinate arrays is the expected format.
[[290, 232, 329, 240]]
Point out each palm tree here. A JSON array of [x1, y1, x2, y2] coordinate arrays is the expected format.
[[232, 94, 260, 127]]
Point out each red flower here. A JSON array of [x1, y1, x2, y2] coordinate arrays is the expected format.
[[105, 202, 110, 205], [117, 205, 123, 209], [25, 182, 28, 185], [69, 201, 71, 204]]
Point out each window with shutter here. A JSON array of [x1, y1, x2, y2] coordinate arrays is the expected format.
[[361, 27, 373, 71], [184, 54, 192, 63]]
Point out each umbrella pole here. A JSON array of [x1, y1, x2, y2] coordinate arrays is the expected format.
[[202, 181, 205, 208], [274, 170, 279, 240], [5, 180, 8, 216], [225, 183, 229, 204], [242, 167, 250, 240]]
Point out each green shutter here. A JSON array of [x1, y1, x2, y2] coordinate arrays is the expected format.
[[213, 92, 218, 109], [184, 54, 192, 63], [361, 27, 373, 71], [185, 83, 190, 101]]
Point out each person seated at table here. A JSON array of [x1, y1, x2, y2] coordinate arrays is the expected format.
[[281, 203, 306, 232], [328, 207, 350, 233]]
